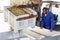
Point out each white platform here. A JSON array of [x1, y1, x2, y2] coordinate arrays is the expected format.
[[22, 27, 60, 40], [27, 27, 60, 36]]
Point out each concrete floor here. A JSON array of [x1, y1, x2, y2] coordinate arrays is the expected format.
[[0, 31, 30, 40]]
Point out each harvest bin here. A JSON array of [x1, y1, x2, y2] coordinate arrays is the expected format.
[[4, 6, 37, 32]]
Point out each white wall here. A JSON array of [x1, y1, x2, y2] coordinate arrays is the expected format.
[[0, 0, 10, 6], [0, 0, 10, 11]]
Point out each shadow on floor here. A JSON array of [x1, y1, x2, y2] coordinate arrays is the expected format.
[[54, 25, 60, 31]]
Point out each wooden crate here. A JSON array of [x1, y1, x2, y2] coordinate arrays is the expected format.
[[5, 6, 37, 32]]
